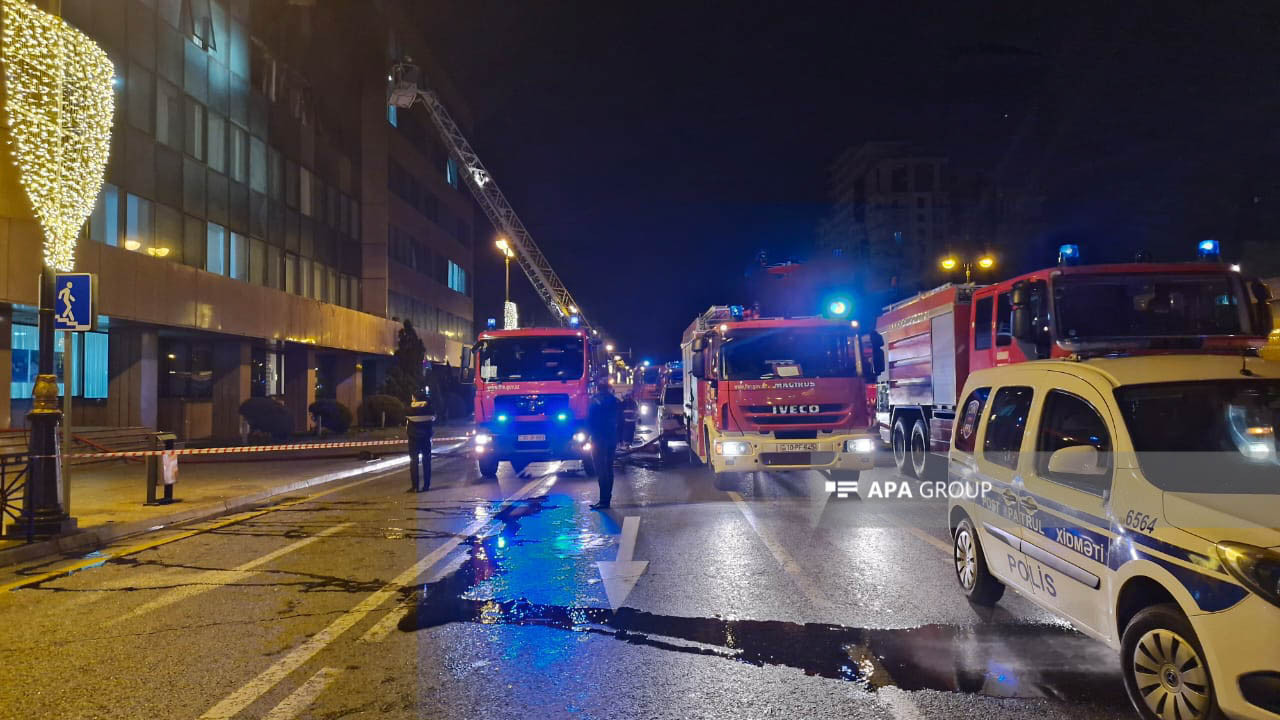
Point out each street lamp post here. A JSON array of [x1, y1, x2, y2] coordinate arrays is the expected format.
[[495, 237, 513, 305], [940, 254, 996, 283]]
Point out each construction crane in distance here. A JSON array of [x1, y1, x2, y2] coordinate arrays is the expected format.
[[387, 60, 597, 337]]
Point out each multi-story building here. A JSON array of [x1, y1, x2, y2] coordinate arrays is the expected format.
[[0, 0, 475, 439], [817, 141, 949, 294]]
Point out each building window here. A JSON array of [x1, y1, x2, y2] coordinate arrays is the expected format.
[[249, 137, 266, 194], [249, 237, 266, 285], [206, 222, 226, 274], [156, 80, 182, 149], [387, 104, 397, 127], [11, 324, 108, 400], [229, 231, 247, 280], [90, 184, 120, 246], [299, 167, 313, 217], [445, 156, 460, 189], [184, 97, 205, 160], [161, 339, 213, 398], [207, 112, 226, 172], [251, 348, 283, 398], [125, 194, 154, 253], [447, 260, 467, 294], [230, 124, 248, 183], [182, 0, 216, 51]]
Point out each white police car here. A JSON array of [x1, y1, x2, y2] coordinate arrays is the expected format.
[[947, 355, 1280, 720]]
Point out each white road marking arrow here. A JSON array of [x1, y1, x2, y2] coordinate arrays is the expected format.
[[595, 515, 648, 610]]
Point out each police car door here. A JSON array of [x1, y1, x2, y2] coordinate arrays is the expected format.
[[973, 383, 1039, 593], [1017, 374, 1115, 636]]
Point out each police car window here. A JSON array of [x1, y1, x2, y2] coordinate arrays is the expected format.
[[953, 387, 990, 454], [973, 296, 993, 351], [982, 386, 1033, 470], [1035, 390, 1112, 495]]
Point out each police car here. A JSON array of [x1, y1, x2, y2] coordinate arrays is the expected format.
[[947, 355, 1280, 720]]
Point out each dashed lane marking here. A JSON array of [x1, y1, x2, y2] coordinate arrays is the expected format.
[[261, 667, 343, 720], [197, 476, 550, 720], [110, 522, 356, 625]]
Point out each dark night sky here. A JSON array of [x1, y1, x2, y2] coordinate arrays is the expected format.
[[420, 1, 1280, 362]]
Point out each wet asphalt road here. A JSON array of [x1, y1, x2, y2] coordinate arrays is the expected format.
[[0, 430, 1135, 720]]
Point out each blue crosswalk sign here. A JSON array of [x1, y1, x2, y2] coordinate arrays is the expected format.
[[53, 273, 94, 331]]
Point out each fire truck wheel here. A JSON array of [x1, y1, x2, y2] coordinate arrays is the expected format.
[[689, 428, 707, 467], [714, 472, 739, 491], [477, 455, 499, 478], [892, 416, 916, 478], [910, 418, 935, 479]]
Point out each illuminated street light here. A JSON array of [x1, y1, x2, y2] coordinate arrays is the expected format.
[[606, 344, 615, 352], [495, 236, 514, 306], [940, 254, 996, 283]]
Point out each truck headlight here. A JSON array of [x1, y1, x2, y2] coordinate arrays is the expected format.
[[1218, 541, 1280, 608], [715, 440, 750, 456], [639, 405, 651, 416], [573, 431, 587, 443], [475, 433, 492, 445], [846, 438, 876, 454]]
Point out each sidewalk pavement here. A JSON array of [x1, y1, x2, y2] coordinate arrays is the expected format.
[[0, 428, 472, 568]]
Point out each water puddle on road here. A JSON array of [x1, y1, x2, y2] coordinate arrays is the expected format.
[[397, 495, 1128, 705]]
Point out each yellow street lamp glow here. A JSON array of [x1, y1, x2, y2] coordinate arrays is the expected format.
[[2, 0, 115, 272], [494, 237, 513, 257], [940, 257, 958, 271], [977, 256, 995, 269]]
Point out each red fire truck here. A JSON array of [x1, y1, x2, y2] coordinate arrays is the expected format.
[[463, 328, 607, 477], [682, 305, 878, 490], [631, 363, 662, 426], [875, 243, 1274, 478]]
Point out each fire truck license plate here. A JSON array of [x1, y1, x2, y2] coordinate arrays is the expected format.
[[777, 442, 817, 452], [518, 434, 546, 442]]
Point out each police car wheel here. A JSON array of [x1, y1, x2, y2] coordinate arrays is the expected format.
[[477, 456, 499, 478], [1121, 605, 1222, 720], [953, 517, 1004, 606], [892, 417, 916, 478]]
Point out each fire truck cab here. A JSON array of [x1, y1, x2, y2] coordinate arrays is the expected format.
[[683, 305, 878, 490], [464, 327, 608, 477]]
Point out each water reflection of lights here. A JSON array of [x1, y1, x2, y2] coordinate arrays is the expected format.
[[475, 504, 489, 520]]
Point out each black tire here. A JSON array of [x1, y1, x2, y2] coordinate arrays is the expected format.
[[1121, 604, 1222, 720], [953, 517, 1004, 606], [477, 455, 499, 478], [892, 416, 916, 478], [688, 427, 706, 467], [659, 438, 670, 462], [910, 417, 935, 479], [714, 472, 739, 491]]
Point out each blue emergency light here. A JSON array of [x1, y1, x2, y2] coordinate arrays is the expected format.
[[497, 413, 510, 423], [1198, 239, 1220, 261], [729, 305, 744, 320], [556, 411, 569, 422], [1058, 244, 1080, 266], [826, 298, 850, 317], [568, 315, 581, 328], [486, 318, 497, 329]]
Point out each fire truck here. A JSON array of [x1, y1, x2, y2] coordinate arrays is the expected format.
[[682, 305, 878, 490], [464, 328, 607, 477], [875, 242, 1275, 479], [631, 362, 662, 426]]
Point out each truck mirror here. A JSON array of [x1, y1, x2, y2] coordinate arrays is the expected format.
[[1011, 280, 1028, 307], [691, 337, 706, 352], [1012, 306, 1032, 341], [460, 346, 475, 384], [689, 353, 706, 379]]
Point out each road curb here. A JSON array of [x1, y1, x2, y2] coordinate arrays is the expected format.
[[0, 455, 411, 569]]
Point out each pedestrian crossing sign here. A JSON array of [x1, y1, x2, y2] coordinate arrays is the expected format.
[[52, 272, 95, 331]]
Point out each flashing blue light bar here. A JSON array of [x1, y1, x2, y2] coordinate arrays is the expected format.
[[568, 315, 581, 328], [486, 317, 497, 329], [827, 299, 850, 317], [729, 305, 744, 320], [497, 413, 509, 423], [555, 412, 569, 422], [1198, 239, 1220, 261], [1058, 244, 1080, 266]]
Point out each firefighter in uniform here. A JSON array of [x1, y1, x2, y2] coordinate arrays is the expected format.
[[588, 378, 620, 509], [406, 387, 435, 492]]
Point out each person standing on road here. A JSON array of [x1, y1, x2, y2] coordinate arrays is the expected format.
[[406, 387, 436, 492], [588, 378, 620, 510], [618, 390, 637, 446]]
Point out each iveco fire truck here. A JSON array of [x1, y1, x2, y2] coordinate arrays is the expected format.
[[875, 242, 1275, 479], [631, 363, 662, 426], [464, 328, 606, 477], [682, 305, 878, 490]]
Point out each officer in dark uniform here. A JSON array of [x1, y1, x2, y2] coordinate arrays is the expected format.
[[587, 378, 620, 509], [618, 391, 638, 446], [406, 387, 436, 492]]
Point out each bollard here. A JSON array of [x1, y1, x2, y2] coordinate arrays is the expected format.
[[145, 433, 179, 505]]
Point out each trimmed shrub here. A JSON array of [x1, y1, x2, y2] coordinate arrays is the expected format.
[[239, 397, 294, 442], [308, 399, 353, 434], [359, 394, 405, 428]]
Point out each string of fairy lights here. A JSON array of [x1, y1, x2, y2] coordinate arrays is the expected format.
[[1, 0, 114, 272]]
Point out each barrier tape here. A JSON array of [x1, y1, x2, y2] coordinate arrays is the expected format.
[[60, 436, 470, 460]]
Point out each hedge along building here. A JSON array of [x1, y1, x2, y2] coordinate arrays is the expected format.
[[0, 0, 477, 440]]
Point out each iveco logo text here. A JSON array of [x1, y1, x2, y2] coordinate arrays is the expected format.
[[771, 405, 820, 415]]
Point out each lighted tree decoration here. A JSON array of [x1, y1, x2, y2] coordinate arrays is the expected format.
[[1, 0, 114, 272]]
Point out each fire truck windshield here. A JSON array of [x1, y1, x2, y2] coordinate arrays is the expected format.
[[476, 336, 585, 382], [1054, 273, 1254, 341], [720, 328, 855, 380]]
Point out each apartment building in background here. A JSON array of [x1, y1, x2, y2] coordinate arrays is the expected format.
[[0, 0, 476, 439]]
